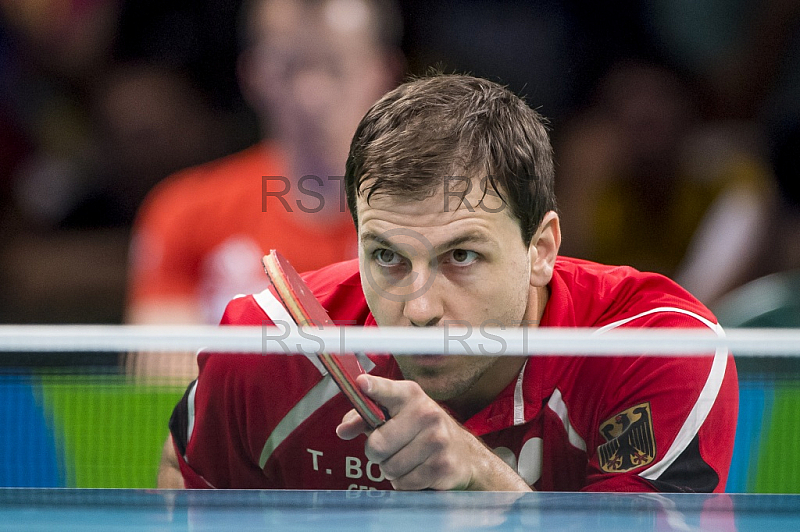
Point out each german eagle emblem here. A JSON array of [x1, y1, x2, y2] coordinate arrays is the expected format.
[[597, 402, 656, 473]]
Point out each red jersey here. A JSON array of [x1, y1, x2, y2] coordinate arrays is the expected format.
[[127, 142, 357, 323], [169, 257, 738, 492]]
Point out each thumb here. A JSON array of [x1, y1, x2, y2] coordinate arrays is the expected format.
[[336, 408, 369, 440]]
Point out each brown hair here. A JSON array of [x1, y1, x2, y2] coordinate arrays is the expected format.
[[345, 73, 556, 245]]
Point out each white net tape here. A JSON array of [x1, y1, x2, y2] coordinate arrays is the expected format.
[[0, 325, 799, 355]]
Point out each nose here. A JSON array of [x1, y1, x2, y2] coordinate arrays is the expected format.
[[401, 263, 443, 327], [291, 62, 337, 117]]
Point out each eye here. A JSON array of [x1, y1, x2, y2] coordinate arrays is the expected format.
[[373, 248, 403, 267], [448, 249, 479, 266]]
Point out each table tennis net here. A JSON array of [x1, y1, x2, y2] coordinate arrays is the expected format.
[[0, 326, 798, 492]]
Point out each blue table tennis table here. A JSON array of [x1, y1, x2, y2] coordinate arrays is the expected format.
[[0, 489, 796, 531]]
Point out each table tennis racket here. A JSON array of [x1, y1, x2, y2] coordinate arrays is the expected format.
[[262, 250, 387, 429]]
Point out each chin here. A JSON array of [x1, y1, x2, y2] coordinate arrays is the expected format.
[[411, 374, 474, 402]]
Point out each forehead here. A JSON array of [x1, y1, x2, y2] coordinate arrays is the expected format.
[[251, 0, 378, 48], [356, 176, 520, 239]]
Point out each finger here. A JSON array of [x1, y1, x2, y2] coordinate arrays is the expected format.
[[357, 374, 421, 416], [336, 408, 370, 440], [363, 397, 443, 463], [378, 423, 466, 491], [375, 432, 428, 484], [363, 417, 410, 464], [338, 374, 420, 441], [389, 462, 434, 491], [388, 450, 470, 492]]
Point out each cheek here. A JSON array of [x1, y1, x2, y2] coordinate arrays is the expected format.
[[360, 268, 399, 325], [485, 259, 531, 321]]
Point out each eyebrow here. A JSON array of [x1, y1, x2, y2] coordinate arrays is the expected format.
[[360, 231, 396, 250], [360, 230, 496, 254], [436, 233, 495, 252]]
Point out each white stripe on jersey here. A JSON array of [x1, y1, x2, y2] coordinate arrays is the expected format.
[[592, 307, 728, 481], [252, 287, 380, 471], [184, 380, 198, 461], [253, 288, 328, 375], [513, 360, 528, 426], [252, 286, 295, 324], [547, 388, 587, 452], [258, 376, 341, 468], [252, 288, 376, 374]]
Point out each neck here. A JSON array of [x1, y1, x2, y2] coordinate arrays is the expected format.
[[444, 356, 527, 421], [279, 150, 350, 225], [523, 285, 550, 326], [444, 286, 550, 421]]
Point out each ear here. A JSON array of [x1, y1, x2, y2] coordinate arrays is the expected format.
[[528, 211, 561, 287]]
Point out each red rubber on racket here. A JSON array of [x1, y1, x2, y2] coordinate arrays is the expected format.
[[262, 250, 387, 429]]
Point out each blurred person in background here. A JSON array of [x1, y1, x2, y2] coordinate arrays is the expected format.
[[0, 1, 233, 325], [59, 62, 228, 229], [748, 122, 800, 280], [638, 0, 800, 301], [0, 0, 121, 232], [125, 0, 404, 331], [0, 0, 128, 325], [555, 60, 775, 306]]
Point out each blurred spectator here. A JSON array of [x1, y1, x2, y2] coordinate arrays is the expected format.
[[0, 1, 232, 325], [11, 62, 229, 230], [748, 122, 800, 280], [0, 0, 126, 325], [68, 62, 230, 227], [2, 0, 796, 327], [0, 0, 119, 231], [669, 124, 775, 304], [125, 0, 404, 327], [555, 61, 775, 305]]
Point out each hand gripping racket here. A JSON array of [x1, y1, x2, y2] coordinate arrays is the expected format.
[[262, 250, 387, 429]]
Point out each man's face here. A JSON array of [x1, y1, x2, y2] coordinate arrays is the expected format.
[[357, 177, 535, 403], [245, 0, 394, 174]]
